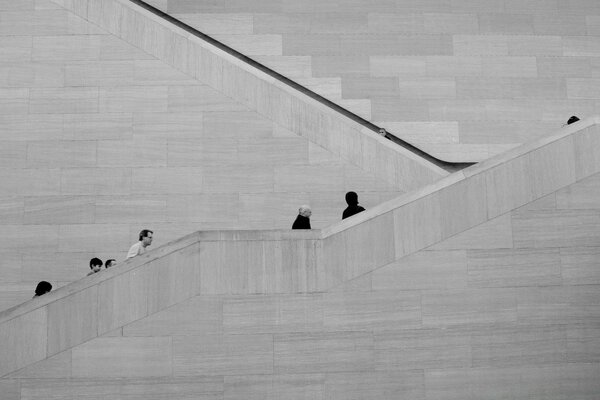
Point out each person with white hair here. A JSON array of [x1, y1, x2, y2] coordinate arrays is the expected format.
[[292, 205, 312, 229]]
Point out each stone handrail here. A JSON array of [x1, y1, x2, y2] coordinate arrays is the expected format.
[[52, 0, 450, 192], [1, 116, 598, 377]]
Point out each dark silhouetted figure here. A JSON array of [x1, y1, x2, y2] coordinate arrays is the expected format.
[[342, 191, 366, 220], [87, 257, 103, 276], [567, 116, 580, 125], [34, 281, 52, 297], [105, 259, 116, 269], [292, 205, 312, 229]]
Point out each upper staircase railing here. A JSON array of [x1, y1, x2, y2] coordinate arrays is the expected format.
[[129, 0, 475, 172]]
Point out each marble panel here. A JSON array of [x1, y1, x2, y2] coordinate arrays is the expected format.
[[563, 36, 600, 57], [453, 35, 509, 56], [459, 120, 555, 144], [239, 192, 310, 225], [373, 250, 467, 290], [574, 125, 600, 180], [26, 140, 97, 168], [21, 252, 90, 283], [60, 168, 132, 195], [169, 85, 248, 113], [392, 192, 441, 257], [97, 138, 167, 167], [483, 155, 535, 218], [467, 248, 561, 288], [438, 173, 487, 239], [305, 13, 368, 33], [456, 77, 565, 99], [451, 0, 505, 12], [560, 247, 600, 285], [166, 193, 239, 222], [204, 164, 274, 193], [72, 337, 172, 378], [513, 209, 600, 248], [516, 285, 600, 325], [0, 0, 33, 10], [97, 269, 152, 334], [567, 324, 600, 363], [371, 97, 430, 120], [274, 331, 374, 374], [57, 223, 130, 252], [0, 307, 47, 377], [481, 56, 538, 77], [274, 165, 344, 192], [237, 137, 307, 166], [47, 285, 98, 356], [423, 13, 478, 34], [64, 113, 132, 140], [588, 16, 600, 35], [133, 59, 197, 85], [124, 295, 222, 336], [0, 114, 65, 141], [374, 327, 470, 371], [173, 334, 273, 376], [132, 112, 202, 138], [537, 56, 592, 78], [367, 13, 423, 34], [478, 13, 534, 34], [323, 290, 421, 331], [282, 34, 342, 56], [325, 371, 425, 400], [0, 62, 64, 88], [29, 87, 98, 114], [0, 168, 61, 196], [567, 78, 600, 99], [428, 99, 487, 121], [0, 141, 26, 168], [471, 324, 567, 367], [64, 60, 135, 86], [0, 36, 32, 61], [131, 167, 203, 194], [556, 173, 600, 209], [24, 195, 95, 225], [343, 76, 400, 98], [99, 86, 168, 113], [422, 288, 518, 327], [0, 253, 21, 283], [425, 56, 482, 77], [529, 136, 576, 198], [6, 349, 71, 378], [224, 373, 324, 400], [223, 294, 323, 334], [370, 56, 427, 77], [397, 78, 456, 99], [0, 224, 58, 252], [20, 376, 223, 399], [95, 195, 167, 223], [534, 14, 586, 35], [0, 88, 28, 114]]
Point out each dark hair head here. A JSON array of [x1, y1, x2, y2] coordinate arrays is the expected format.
[[567, 116, 580, 125], [105, 259, 116, 268], [90, 257, 103, 269], [345, 191, 359, 206], [139, 229, 153, 241], [34, 281, 52, 296]]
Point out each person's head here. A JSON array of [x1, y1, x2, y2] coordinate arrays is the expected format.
[[567, 116, 580, 125], [139, 229, 153, 247], [378, 128, 387, 137], [105, 259, 116, 269], [34, 281, 52, 297], [89, 257, 103, 273], [345, 191, 359, 206], [298, 205, 312, 218]]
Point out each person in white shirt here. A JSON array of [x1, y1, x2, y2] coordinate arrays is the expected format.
[[127, 229, 153, 259]]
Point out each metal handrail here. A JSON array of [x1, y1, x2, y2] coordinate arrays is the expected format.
[[129, 0, 476, 172]]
